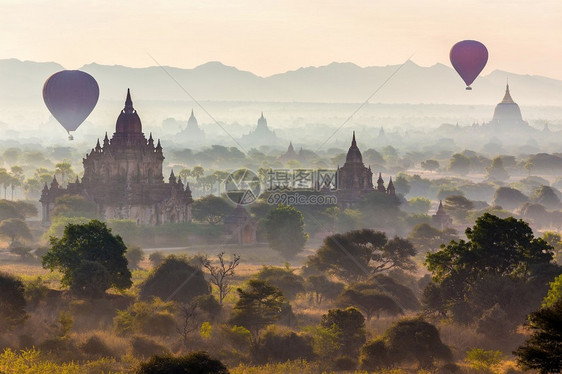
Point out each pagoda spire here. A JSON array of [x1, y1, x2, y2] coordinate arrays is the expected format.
[[124, 88, 134, 113], [501, 83, 514, 104], [352, 131, 357, 147]]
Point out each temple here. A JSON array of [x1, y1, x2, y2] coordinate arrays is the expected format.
[[335, 132, 394, 207], [487, 83, 530, 130], [432, 200, 452, 229], [240, 112, 282, 146], [177, 109, 206, 144], [40, 89, 193, 225]]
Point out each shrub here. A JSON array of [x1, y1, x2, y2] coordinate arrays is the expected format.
[[465, 348, 503, 372], [250, 327, 315, 364], [80, 335, 114, 358], [131, 336, 169, 358], [360, 338, 390, 371], [0, 272, 27, 332], [126, 246, 144, 269], [139, 255, 210, 303], [333, 356, 357, 371], [149, 251, 165, 267], [136, 351, 229, 374]]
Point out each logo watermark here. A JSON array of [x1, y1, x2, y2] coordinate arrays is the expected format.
[[225, 168, 339, 205]]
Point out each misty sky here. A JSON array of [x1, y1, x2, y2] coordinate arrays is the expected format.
[[1, 0, 561, 79]]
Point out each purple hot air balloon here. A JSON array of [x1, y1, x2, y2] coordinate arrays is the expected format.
[[43, 70, 99, 140], [449, 40, 488, 90]]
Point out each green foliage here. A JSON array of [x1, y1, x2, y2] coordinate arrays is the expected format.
[[136, 351, 229, 374], [405, 197, 431, 215], [192, 195, 232, 224], [148, 251, 164, 267], [255, 266, 305, 300], [126, 246, 144, 269], [0, 199, 24, 220], [51, 194, 97, 218], [425, 213, 554, 322], [360, 338, 390, 371], [337, 288, 402, 321], [486, 157, 509, 181], [0, 272, 27, 332], [421, 159, 440, 171], [443, 195, 474, 223], [408, 223, 458, 253], [131, 335, 170, 358], [307, 229, 415, 282], [352, 274, 420, 311], [250, 327, 315, 364], [543, 274, 562, 308], [515, 299, 562, 373], [465, 348, 503, 372], [303, 325, 341, 361], [139, 255, 210, 303], [42, 220, 132, 297], [264, 204, 308, 259], [70, 260, 111, 298], [492, 187, 529, 211], [0, 218, 32, 246], [447, 153, 470, 175], [384, 318, 452, 369], [532, 185, 562, 209], [80, 335, 114, 358], [229, 279, 288, 340], [114, 298, 176, 336], [320, 307, 366, 357], [305, 275, 345, 304]]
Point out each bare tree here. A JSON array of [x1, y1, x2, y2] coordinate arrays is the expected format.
[[176, 303, 199, 347], [203, 252, 240, 304]]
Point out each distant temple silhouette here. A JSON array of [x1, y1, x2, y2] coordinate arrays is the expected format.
[[240, 112, 282, 146], [486, 83, 530, 130], [40, 90, 193, 225], [432, 200, 452, 229], [335, 132, 394, 207], [176, 109, 205, 145]]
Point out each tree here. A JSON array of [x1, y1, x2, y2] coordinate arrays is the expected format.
[[136, 352, 229, 374], [543, 274, 562, 308], [203, 252, 240, 304], [42, 220, 132, 297], [229, 279, 288, 341], [360, 338, 390, 371], [0, 218, 32, 247], [492, 186, 529, 211], [421, 159, 439, 172], [255, 266, 305, 300], [337, 289, 402, 321], [0, 200, 24, 221], [405, 197, 431, 215], [444, 195, 474, 223], [126, 246, 144, 269], [320, 307, 366, 357], [408, 223, 457, 253], [515, 299, 562, 373], [139, 255, 210, 304], [307, 229, 416, 282], [425, 213, 554, 321], [447, 153, 470, 175], [191, 165, 205, 181], [532, 185, 562, 209], [51, 194, 97, 218], [0, 272, 27, 332], [486, 156, 509, 181], [384, 318, 452, 369], [192, 195, 232, 224], [250, 327, 315, 364], [54, 161, 75, 185], [305, 275, 345, 304], [264, 204, 308, 259]]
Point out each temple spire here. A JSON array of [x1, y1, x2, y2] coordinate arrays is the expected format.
[[501, 83, 514, 104], [352, 131, 357, 147], [124, 88, 134, 113]]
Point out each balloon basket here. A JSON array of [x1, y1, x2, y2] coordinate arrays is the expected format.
[[68, 134, 74, 141], [466, 87, 472, 91]]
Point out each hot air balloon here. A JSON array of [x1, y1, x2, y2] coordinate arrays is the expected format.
[[450, 40, 488, 90], [43, 70, 99, 140]]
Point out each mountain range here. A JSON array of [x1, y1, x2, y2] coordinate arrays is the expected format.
[[1, 58, 561, 106]]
